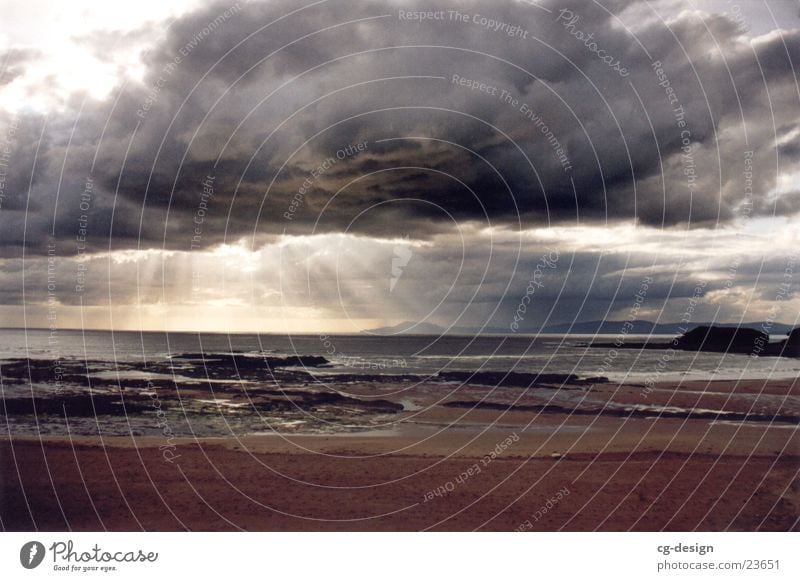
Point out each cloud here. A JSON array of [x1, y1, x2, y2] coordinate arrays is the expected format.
[[2, 221, 797, 331], [0, 0, 796, 259]]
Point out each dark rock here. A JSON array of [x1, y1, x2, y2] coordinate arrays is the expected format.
[[310, 373, 425, 384], [782, 328, 800, 357], [590, 325, 799, 358], [170, 353, 328, 367], [0, 359, 68, 382], [165, 354, 330, 380], [2, 394, 149, 416], [674, 326, 769, 354]]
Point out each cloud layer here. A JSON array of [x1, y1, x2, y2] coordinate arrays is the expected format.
[[0, 0, 798, 256], [0, 0, 798, 330]]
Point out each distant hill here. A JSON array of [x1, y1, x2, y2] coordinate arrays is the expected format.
[[363, 319, 797, 336], [540, 320, 796, 335], [363, 321, 449, 335], [363, 321, 508, 335]]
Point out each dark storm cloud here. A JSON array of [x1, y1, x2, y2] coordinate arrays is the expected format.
[[1, 0, 799, 258]]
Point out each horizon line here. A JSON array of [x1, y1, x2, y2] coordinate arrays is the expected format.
[[1, 320, 796, 337]]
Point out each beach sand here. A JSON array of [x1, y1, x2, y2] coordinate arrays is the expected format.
[[1, 378, 798, 531]]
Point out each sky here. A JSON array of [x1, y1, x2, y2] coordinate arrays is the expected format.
[[0, 0, 798, 333]]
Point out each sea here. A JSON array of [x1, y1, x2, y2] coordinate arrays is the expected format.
[[2, 328, 797, 438], [1, 328, 798, 383]]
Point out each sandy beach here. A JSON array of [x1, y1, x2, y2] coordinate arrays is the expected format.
[[2, 377, 797, 531]]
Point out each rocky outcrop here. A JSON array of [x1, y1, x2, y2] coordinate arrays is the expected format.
[[674, 326, 769, 355], [782, 328, 800, 357], [756, 328, 800, 358], [591, 325, 799, 358], [168, 353, 330, 380], [2, 394, 148, 416]]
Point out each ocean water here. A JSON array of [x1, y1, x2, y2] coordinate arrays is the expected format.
[[1, 328, 798, 382], [2, 328, 797, 438]]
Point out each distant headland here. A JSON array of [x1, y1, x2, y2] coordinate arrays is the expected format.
[[363, 319, 798, 338]]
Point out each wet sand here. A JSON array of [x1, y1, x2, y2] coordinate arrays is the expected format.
[[2, 378, 798, 531]]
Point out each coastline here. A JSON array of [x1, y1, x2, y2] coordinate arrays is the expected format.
[[2, 377, 797, 531]]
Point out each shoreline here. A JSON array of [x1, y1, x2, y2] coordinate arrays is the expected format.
[[2, 377, 798, 531]]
